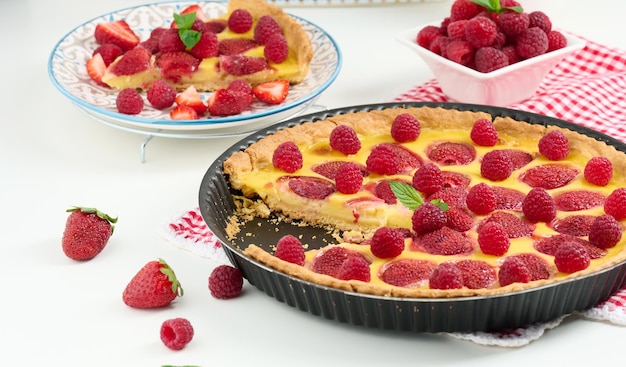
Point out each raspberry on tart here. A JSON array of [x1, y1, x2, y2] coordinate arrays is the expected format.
[[223, 106, 626, 299]]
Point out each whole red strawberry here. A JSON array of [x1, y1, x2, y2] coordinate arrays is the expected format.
[[123, 258, 183, 308], [62, 206, 117, 260]]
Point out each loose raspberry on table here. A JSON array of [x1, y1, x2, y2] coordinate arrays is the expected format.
[[584, 156, 613, 186], [446, 39, 475, 66], [228, 8, 253, 33], [466, 183, 497, 215], [412, 163, 444, 195], [478, 222, 510, 256], [480, 150, 514, 181], [528, 11, 552, 34], [337, 257, 371, 282], [429, 262, 463, 290], [498, 257, 532, 286], [272, 141, 303, 173], [470, 118, 498, 146], [475, 47, 509, 73], [589, 214, 622, 249], [547, 30, 567, 52], [254, 15, 282, 45], [412, 202, 448, 235], [335, 162, 364, 194], [160, 318, 194, 351], [465, 16, 497, 49], [538, 130, 569, 160], [330, 125, 361, 155], [147, 80, 176, 110], [554, 242, 591, 273], [604, 188, 626, 220], [275, 234, 306, 265], [497, 10, 529, 38], [370, 227, 406, 259], [208, 265, 244, 299], [522, 187, 556, 223], [515, 27, 549, 59], [116, 88, 144, 115], [391, 113, 421, 143], [264, 33, 289, 63]]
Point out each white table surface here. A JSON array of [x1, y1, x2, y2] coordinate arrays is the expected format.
[[2, 0, 625, 365]]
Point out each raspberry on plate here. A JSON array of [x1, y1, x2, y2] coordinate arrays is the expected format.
[[160, 318, 194, 350], [208, 265, 244, 299], [272, 141, 303, 173], [116, 88, 144, 115], [147, 80, 176, 110]]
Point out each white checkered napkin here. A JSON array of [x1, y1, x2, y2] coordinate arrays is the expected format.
[[395, 35, 626, 143]]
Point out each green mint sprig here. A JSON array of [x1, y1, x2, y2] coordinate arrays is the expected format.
[[173, 12, 201, 49], [389, 181, 449, 211], [470, 0, 523, 14]]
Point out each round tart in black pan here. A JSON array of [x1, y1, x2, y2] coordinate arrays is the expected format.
[[198, 101, 626, 333]]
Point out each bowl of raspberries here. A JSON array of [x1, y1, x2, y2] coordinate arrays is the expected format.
[[396, 0, 585, 106]]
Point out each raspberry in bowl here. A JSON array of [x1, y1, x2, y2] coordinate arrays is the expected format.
[[395, 0, 586, 106]]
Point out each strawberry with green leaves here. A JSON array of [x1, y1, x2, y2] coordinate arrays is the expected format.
[[123, 258, 183, 308], [62, 206, 117, 261]]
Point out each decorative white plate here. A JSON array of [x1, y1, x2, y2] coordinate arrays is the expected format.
[[48, 1, 341, 134]]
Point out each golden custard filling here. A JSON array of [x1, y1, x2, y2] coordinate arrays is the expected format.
[[223, 107, 626, 298]]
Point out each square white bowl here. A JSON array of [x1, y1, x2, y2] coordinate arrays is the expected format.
[[395, 25, 586, 106]]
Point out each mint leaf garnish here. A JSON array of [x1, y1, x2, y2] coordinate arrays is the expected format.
[[389, 181, 424, 210], [389, 181, 448, 211], [470, 0, 523, 13], [173, 12, 201, 49]]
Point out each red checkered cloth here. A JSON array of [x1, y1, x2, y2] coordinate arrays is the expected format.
[[162, 37, 626, 346]]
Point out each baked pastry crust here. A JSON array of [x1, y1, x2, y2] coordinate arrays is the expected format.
[[223, 106, 626, 298]]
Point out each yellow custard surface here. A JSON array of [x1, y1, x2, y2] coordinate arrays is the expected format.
[[225, 106, 626, 298]]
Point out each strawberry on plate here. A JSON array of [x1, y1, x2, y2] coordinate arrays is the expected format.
[[122, 258, 183, 308], [94, 20, 140, 52], [175, 85, 207, 115], [252, 80, 289, 104], [62, 206, 117, 261], [85, 53, 107, 86], [170, 105, 199, 120]]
